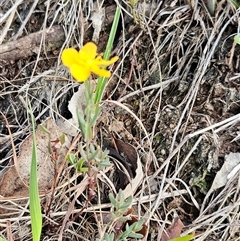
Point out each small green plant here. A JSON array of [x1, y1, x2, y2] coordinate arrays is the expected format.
[[103, 192, 194, 241], [27, 6, 121, 240], [67, 144, 111, 173], [116, 221, 144, 240], [67, 153, 89, 172], [96, 191, 144, 241], [61, 7, 121, 173], [100, 221, 144, 241], [109, 190, 133, 220]]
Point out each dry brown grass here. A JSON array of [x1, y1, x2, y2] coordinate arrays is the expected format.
[[0, 0, 240, 240]]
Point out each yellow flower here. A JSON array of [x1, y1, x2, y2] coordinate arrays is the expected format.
[[61, 42, 119, 82]]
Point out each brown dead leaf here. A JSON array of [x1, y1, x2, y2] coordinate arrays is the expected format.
[[161, 217, 184, 241], [0, 118, 71, 198], [108, 138, 143, 198], [0, 160, 28, 197]]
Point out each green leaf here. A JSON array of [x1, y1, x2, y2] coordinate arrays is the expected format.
[[38, 124, 50, 134], [94, 7, 121, 104], [88, 144, 99, 161], [77, 158, 89, 173], [206, 0, 216, 15], [67, 153, 76, 165], [109, 193, 117, 208], [128, 232, 143, 239], [234, 34, 240, 45], [119, 190, 125, 207], [231, 0, 240, 8], [90, 106, 101, 126], [28, 101, 42, 241], [59, 134, 66, 145], [77, 111, 86, 136], [79, 145, 88, 161], [125, 223, 130, 232], [99, 159, 112, 167], [104, 233, 114, 241], [129, 0, 139, 6], [0, 238, 8, 241], [120, 196, 132, 210], [131, 219, 144, 232], [115, 221, 144, 241], [169, 233, 195, 241]]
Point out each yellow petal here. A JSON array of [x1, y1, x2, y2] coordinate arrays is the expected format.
[[61, 48, 79, 67], [79, 42, 97, 61], [95, 56, 119, 66], [70, 64, 91, 82], [91, 65, 111, 78]]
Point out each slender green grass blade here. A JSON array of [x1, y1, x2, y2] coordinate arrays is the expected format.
[[207, 0, 216, 15], [94, 7, 121, 104], [169, 234, 195, 241], [231, 0, 240, 8], [28, 101, 42, 241]]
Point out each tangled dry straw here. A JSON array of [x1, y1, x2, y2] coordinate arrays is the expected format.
[[0, 0, 240, 240]]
